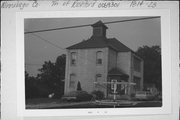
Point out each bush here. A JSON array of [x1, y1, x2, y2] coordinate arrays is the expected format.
[[91, 90, 104, 100], [77, 81, 82, 91], [76, 91, 93, 102], [62, 91, 93, 102]]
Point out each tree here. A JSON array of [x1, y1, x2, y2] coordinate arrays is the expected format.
[[136, 45, 162, 91], [37, 54, 66, 98], [25, 71, 39, 99], [77, 81, 82, 91], [53, 54, 66, 98]]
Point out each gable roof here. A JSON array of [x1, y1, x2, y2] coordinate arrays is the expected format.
[[66, 36, 132, 52]]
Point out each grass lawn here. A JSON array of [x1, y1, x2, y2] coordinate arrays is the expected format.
[[26, 98, 63, 105], [26, 98, 162, 109]]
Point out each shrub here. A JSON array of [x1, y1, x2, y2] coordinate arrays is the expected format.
[[91, 90, 104, 100], [62, 91, 93, 102], [77, 81, 82, 91], [76, 91, 93, 102]]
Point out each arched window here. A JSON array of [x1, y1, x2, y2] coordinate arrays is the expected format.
[[96, 51, 103, 65], [69, 74, 76, 88], [71, 52, 77, 65]]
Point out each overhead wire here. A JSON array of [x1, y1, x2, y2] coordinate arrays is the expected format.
[[24, 16, 160, 34], [25, 32, 96, 65], [25, 17, 160, 66]]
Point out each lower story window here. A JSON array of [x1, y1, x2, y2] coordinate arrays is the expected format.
[[134, 76, 141, 91], [69, 74, 76, 88], [95, 74, 102, 88]]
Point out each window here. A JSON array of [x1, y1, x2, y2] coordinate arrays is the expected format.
[[133, 56, 141, 72], [134, 76, 141, 91], [69, 74, 76, 88], [95, 74, 102, 87], [71, 52, 77, 65], [96, 51, 103, 65], [93, 27, 102, 36]]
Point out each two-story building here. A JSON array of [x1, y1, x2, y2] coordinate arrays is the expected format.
[[64, 20, 143, 98]]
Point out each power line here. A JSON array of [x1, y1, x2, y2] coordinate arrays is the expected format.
[[25, 16, 160, 34], [104, 16, 160, 25], [28, 33, 66, 51], [25, 17, 160, 66], [26, 32, 95, 64]]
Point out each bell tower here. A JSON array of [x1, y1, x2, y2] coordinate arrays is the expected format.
[[91, 20, 108, 37]]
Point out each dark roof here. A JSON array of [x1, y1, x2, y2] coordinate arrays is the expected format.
[[91, 20, 108, 29], [67, 36, 108, 49], [67, 36, 132, 52], [108, 38, 132, 52], [108, 68, 129, 77]]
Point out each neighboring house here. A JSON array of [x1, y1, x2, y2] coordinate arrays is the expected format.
[[64, 20, 143, 98]]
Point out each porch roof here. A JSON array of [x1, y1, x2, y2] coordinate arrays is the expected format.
[[108, 68, 129, 77]]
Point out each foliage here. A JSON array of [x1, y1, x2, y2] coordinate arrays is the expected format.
[[91, 90, 104, 100], [136, 45, 162, 91], [25, 71, 39, 99], [37, 54, 66, 98], [76, 91, 93, 101], [77, 81, 82, 91], [25, 54, 66, 99], [62, 91, 93, 102]]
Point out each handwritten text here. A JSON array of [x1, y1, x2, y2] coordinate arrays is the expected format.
[[1, 1, 29, 10], [1, 0, 158, 10]]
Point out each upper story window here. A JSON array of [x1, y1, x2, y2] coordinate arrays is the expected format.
[[96, 51, 103, 65], [95, 74, 102, 88], [71, 52, 77, 66], [133, 56, 141, 72], [69, 74, 76, 88]]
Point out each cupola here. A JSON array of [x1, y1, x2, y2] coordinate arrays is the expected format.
[[91, 20, 108, 37]]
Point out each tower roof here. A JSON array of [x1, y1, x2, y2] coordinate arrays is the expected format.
[[66, 20, 133, 52], [91, 20, 108, 29]]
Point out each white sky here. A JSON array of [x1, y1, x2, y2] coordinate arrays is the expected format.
[[25, 17, 161, 76]]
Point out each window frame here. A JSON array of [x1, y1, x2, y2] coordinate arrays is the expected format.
[[95, 74, 102, 88], [96, 51, 103, 65], [70, 52, 77, 66], [69, 73, 76, 88], [133, 76, 141, 91]]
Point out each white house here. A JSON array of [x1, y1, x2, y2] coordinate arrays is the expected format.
[[64, 20, 144, 98]]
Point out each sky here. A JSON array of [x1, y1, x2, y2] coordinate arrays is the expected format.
[[25, 17, 161, 76]]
